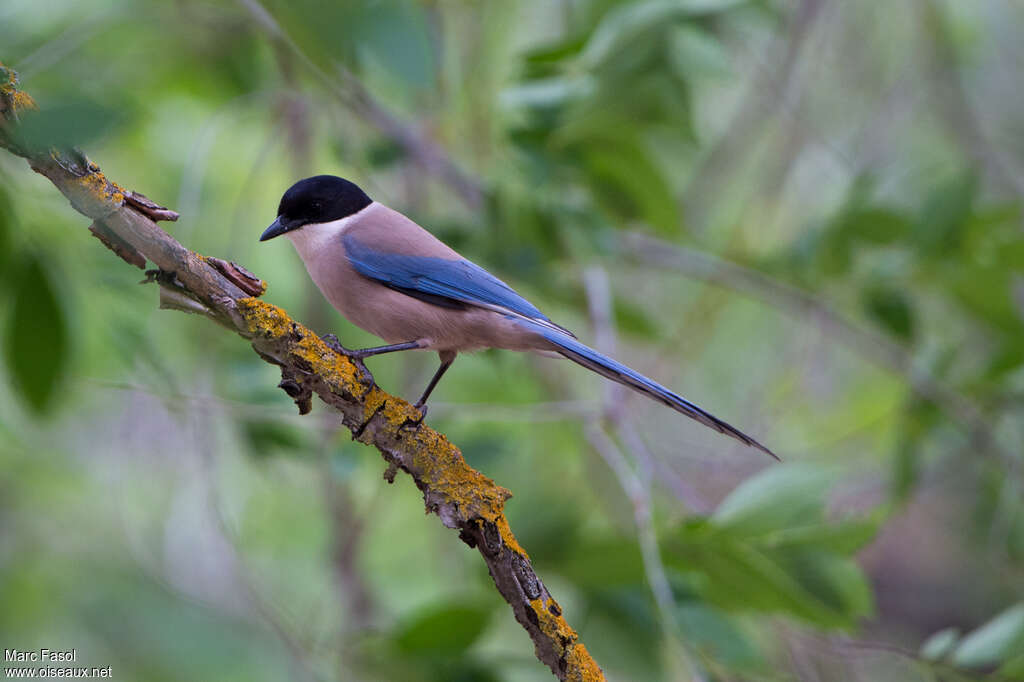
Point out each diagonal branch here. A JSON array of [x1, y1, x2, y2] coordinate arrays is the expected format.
[[0, 64, 602, 682], [616, 230, 1015, 466]]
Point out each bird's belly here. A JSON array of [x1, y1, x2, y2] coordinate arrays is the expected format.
[[305, 261, 545, 352]]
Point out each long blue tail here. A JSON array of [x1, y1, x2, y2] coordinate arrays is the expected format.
[[532, 324, 777, 459]]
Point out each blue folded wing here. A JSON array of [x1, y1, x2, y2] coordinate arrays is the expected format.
[[343, 234, 551, 321]]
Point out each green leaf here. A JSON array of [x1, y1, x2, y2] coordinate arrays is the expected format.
[[861, 284, 915, 341], [581, 135, 680, 234], [521, 36, 588, 79], [671, 538, 844, 624], [713, 464, 833, 537], [500, 76, 596, 111], [395, 604, 491, 658], [841, 207, 913, 245], [912, 171, 977, 255], [953, 603, 1024, 668], [920, 627, 960, 660], [3, 255, 70, 414], [778, 550, 873, 619], [581, 0, 745, 68], [667, 26, 732, 79], [668, 531, 872, 627], [582, 1, 685, 68], [767, 512, 883, 555], [676, 604, 763, 669], [949, 265, 1021, 333]]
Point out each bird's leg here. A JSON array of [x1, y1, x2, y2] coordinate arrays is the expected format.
[[319, 335, 429, 388], [412, 351, 456, 419], [348, 340, 425, 359]]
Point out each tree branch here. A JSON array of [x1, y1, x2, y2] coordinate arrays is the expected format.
[[0, 64, 602, 682]]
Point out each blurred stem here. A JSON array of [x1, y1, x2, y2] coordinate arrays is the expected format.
[[319, 433, 375, 633], [823, 632, 1015, 682], [683, 0, 825, 233], [581, 266, 708, 682], [191, 407, 325, 682], [583, 423, 707, 682], [237, 0, 484, 210], [617, 231, 1018, 467], [917, 0, 1024, 209]]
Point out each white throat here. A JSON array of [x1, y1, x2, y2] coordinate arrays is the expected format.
[[284, 202, 373, 262]]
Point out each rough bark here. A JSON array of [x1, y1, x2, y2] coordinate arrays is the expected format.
[[0, 64, 603, 682]]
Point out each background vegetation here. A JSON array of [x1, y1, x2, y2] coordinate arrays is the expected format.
[[1, 0, 1023, 679]]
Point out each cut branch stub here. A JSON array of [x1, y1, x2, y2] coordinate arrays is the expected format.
[[207, 257, 266, 297], [125, 191, 180, 222]]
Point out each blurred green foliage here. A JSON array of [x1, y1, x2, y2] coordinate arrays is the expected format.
[[1, 0, 1023, 680]]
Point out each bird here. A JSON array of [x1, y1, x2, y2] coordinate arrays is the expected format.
[[260, 175, 776, 458]]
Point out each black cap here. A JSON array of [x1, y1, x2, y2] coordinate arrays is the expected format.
[[261, 175, 372, 241]]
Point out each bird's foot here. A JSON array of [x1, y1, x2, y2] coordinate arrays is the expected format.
[[320, 333, 374, 386], [409, 401, 428, 425], [320, 333, 350, 355]]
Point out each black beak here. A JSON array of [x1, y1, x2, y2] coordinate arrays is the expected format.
[[260, 216, 289, 242]]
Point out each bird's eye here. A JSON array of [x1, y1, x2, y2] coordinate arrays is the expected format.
[[312, 201, 321, 210]]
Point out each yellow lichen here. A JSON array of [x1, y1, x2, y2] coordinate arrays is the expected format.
[[531, 597, 576, 648], [495, 515, 527, 558], [0, 63, 36, 115], [237, 297, 294, 339], [235, 297, 368, 398], [526, 598, 603, 679], [8, 90, 36, 113], [79, 169, 125, 204], [564, 644, 604, 682]]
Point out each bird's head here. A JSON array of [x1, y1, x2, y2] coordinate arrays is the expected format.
[[260, 175, 372, 241]]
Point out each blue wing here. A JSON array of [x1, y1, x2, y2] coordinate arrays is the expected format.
[[343, 233, 554, 323]]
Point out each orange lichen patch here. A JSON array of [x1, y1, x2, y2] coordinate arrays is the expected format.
[[0, 63, 36, 115], [528, 598, 603, 680], [353, 386, 512, 519], [236, 297, 368, 396], [293, 333, 366, 392], [564, 643, 604, 682], [402, 430, 510, 519], [237, 298, 295, 339], [495, 515, 527, 558], [0, 64, 17, 92], [531, 597, 578, 649], [77, 168, 126, 205], [7, 91, 36, 113]]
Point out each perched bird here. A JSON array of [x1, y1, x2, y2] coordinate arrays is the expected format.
[[261, 175, 776, 458]]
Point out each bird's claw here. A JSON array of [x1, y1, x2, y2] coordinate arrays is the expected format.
[[320, 333, 374, 386], [320, 333, 350, 355], [408, 402, 428, 426]]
